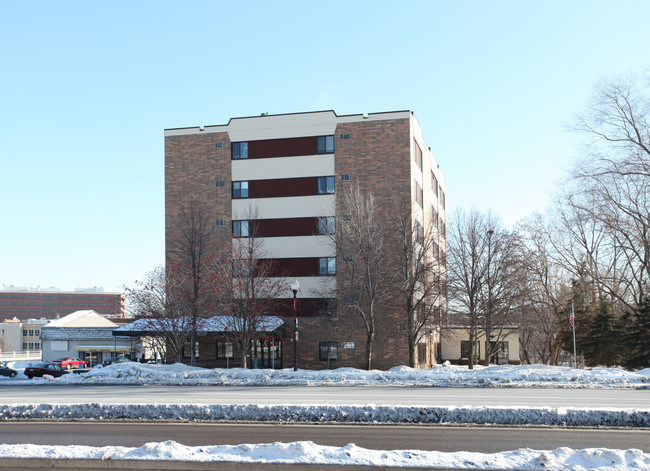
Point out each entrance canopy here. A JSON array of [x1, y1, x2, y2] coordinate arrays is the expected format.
[[113, 316, 285, 337]]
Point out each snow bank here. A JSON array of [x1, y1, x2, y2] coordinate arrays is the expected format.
[[0, 441, 648, 470], [1, 402, 648, 427], [10, 362, 641, 389]]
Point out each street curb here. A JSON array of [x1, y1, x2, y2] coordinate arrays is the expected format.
[[0, 458, 512, 471]]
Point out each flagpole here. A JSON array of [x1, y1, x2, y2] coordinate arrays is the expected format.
[[571, 300, 577, 368]]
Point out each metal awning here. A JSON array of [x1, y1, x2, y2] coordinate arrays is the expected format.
[[73, 345, 134, 352]]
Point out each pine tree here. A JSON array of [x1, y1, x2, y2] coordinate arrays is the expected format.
[[623, 298, 650, 370]]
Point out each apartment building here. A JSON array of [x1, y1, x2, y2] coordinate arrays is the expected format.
[[165, 110, 447, 370], [0, 287, 126, 321]]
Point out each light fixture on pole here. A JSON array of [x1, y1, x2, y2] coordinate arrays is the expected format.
[[291, 279, 300, 371]]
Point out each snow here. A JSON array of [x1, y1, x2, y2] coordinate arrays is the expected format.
[[2, 362, 650, 469], [0, 441, 648, 469], [5, 361, 649, 388]]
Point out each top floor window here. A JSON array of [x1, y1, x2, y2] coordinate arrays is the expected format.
[[232, 142, 249, 159], [317, 217, 336, 235], [317, 136, 334, 154]]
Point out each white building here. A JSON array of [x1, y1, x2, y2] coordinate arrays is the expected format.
[[40, 310, 138, 366]]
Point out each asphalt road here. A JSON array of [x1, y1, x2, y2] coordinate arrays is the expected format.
[[0, 422, 649, 453], [1, 384, 648, 408]]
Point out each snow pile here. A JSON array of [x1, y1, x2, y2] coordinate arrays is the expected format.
[[1, 402, 648, 427], [0, 441, 648, 469], [11, 362, 644, 388]]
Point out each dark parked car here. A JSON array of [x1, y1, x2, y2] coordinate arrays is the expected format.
[[24, 362, 70, 379], [52, 356, 89, 369], [0, 362, 18, 378], [101, 357, 132, 367]]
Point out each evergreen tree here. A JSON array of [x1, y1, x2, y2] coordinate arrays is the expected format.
[[623, 298, 650, 370]]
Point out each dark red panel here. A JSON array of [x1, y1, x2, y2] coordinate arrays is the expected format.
[[261, 258, 320, 277], [256, 218, 319, 237], [275, 298, 333, 317], [249, 177, 318, 198], [248, 137, 317, 159]]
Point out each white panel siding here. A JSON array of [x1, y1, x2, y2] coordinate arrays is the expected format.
[[261, 236, 334, 258], [232, 155, 334, 181], [164, 110, 412, 137], [232, 195, 335, 220], [271, 276, 337, 299]]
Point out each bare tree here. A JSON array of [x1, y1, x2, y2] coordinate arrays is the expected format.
[[333, 184, 392, 370], [166, 200, 218, 366], [567, 73, 650, 312], [447, 209, 524, 368], [517, 213, 572, 365], [212, 216, 288, 368], [387, 196, 444, 367], [126, 266, 194, 362]]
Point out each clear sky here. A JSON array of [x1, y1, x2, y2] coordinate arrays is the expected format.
[[1, 1, 648, 293]]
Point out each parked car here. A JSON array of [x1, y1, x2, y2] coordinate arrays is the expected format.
[[0, 362, 18, 378], [52, 357, 89, 369], [24, 362, 70, 379], [101, 357, 132, 367]]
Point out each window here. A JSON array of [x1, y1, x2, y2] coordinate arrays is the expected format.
[[215, 142, 225, 149], [431, 172, 438, 197], [232, 142, 248, 159], [415, 181, 423, 207], [489, 341, 510, 364], [341, 174, 352, 181], [461, 340, 480, 360], [319, 257, 336, 275], [414, 141, 422, 170], [232, 220, 249, 237], [22, 343, 27, 350], [415, 220, 423, 243], [440, 190, 446, 209], [215, 180, 226, 188], [319, 342, 338, 361], [35, 329, 40, 336], [317, 136, 334, 154], [216, 341, 234, 359], [23, 330, 27, 336], [216, 220, 226, 227], [317, 176, 335, 194], [183, 341, 199, 359], [28, 329, 34, 336], [232, 181, 249, 198], [340, 133, 351, 140], [317, 217, 335, 235]]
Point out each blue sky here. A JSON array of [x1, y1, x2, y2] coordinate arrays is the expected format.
[[1, 1, 648, 293]]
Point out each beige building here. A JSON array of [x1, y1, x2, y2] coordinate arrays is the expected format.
[[440, 327, 520, 365], [0, 318, 48, 354]]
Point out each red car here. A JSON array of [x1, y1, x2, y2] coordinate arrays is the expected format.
[[52, 357, 89, 369], [25, 362, 70, 379]]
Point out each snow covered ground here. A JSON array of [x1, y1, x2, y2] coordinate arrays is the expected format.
[[4, 360, 650, 388], [1, 362, 649, 469]]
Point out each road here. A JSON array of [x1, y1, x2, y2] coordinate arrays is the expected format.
[[0, 422, 649, 453], [1, 384, 648, 455], [1, 384, 648, 408]]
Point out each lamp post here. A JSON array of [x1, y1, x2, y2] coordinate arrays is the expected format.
[[291, 279, 300, 371]]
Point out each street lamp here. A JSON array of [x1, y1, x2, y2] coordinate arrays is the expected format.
[[291, 279, 300, 371]]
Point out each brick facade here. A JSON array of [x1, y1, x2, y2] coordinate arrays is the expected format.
[[164, 111, 447, 370]]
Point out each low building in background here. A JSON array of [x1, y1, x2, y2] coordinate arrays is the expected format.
[[440, 326, 520, 365], [40, 310, 138, 366], [0, 286, 125, 321]]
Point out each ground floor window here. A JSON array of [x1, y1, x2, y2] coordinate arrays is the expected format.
[[460, 340, 480, 360], [81, 351, 98, 366], [489, 341, 509, 364], [183, 342, 199, 360], [319, 342, 338, 362], [216, 341, 234, 359]]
